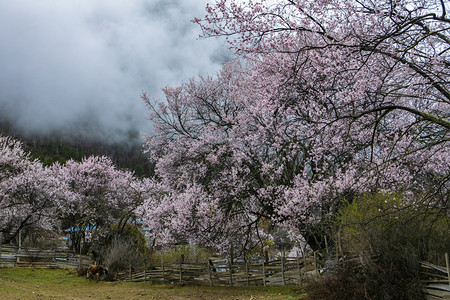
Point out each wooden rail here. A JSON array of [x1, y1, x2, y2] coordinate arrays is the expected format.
[[114, 255, 324, 286], [420, 253, 450, 300], [0, 245, 94, 269], [3, 243, 448, 295]]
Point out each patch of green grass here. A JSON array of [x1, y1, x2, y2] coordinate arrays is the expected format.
[[0, 268, 306, 299]]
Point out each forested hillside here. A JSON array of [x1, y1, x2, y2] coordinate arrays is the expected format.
[[0, 120, 153, 178]]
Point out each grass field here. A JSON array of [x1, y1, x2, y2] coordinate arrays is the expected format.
[[0, 268, 306, 299]]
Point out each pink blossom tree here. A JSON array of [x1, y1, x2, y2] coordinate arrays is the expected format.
[[0, 136, 74, 243], [141, 0, 449, 251], [194, 0, 449, 217], [55, 155, 149, 229], [140, 64, 279, 254], [54, 155, 151, 252]]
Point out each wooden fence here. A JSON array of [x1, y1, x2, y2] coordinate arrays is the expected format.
[[114, 253, 331, 286], [2, 241, 449, 296], [421, 253, 450, 300], [114, 251, 450, 293], [0, 245, 94, 269]]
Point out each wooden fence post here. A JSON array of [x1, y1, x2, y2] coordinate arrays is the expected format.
[[297, 251, 302, 286], [445, 252, 450, 286], [78, 250, 82, 270], [161, 255, 165, 282], [129, 264, 133, 282], [180, 261, 183, 284], [229, 260, 233, 286], [144, 258, 147, 283], [262, 260, 266, 287], [179, 254, 183, 284], [17, 229, 22, 264], [0, 232, 2, 266], [245, 258, 250, 286], [281, 250, 285, 286], [207, 259, 212, 287], [314, 251, 318, 275], [78, 236, 83, 271], [18, 229, 22, 251], [143, 248, 147, 282]]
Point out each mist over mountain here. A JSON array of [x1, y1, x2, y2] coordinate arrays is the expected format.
[[0, 0, 229, 143], [0, 118, 153, 177]]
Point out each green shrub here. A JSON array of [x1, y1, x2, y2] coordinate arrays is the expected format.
[[306, 191, 449, 299], [149, 245, 213, 266]]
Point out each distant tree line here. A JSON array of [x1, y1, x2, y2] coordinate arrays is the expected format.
[[0, 120, 154, 178]]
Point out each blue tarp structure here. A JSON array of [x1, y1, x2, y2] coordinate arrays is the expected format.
[[64, 225, 98, 232]]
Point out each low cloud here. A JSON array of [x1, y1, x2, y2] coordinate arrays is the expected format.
[[0, 0, 229, 142]]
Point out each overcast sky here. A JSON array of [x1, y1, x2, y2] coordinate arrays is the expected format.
[[0, 0, 229, 143]]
